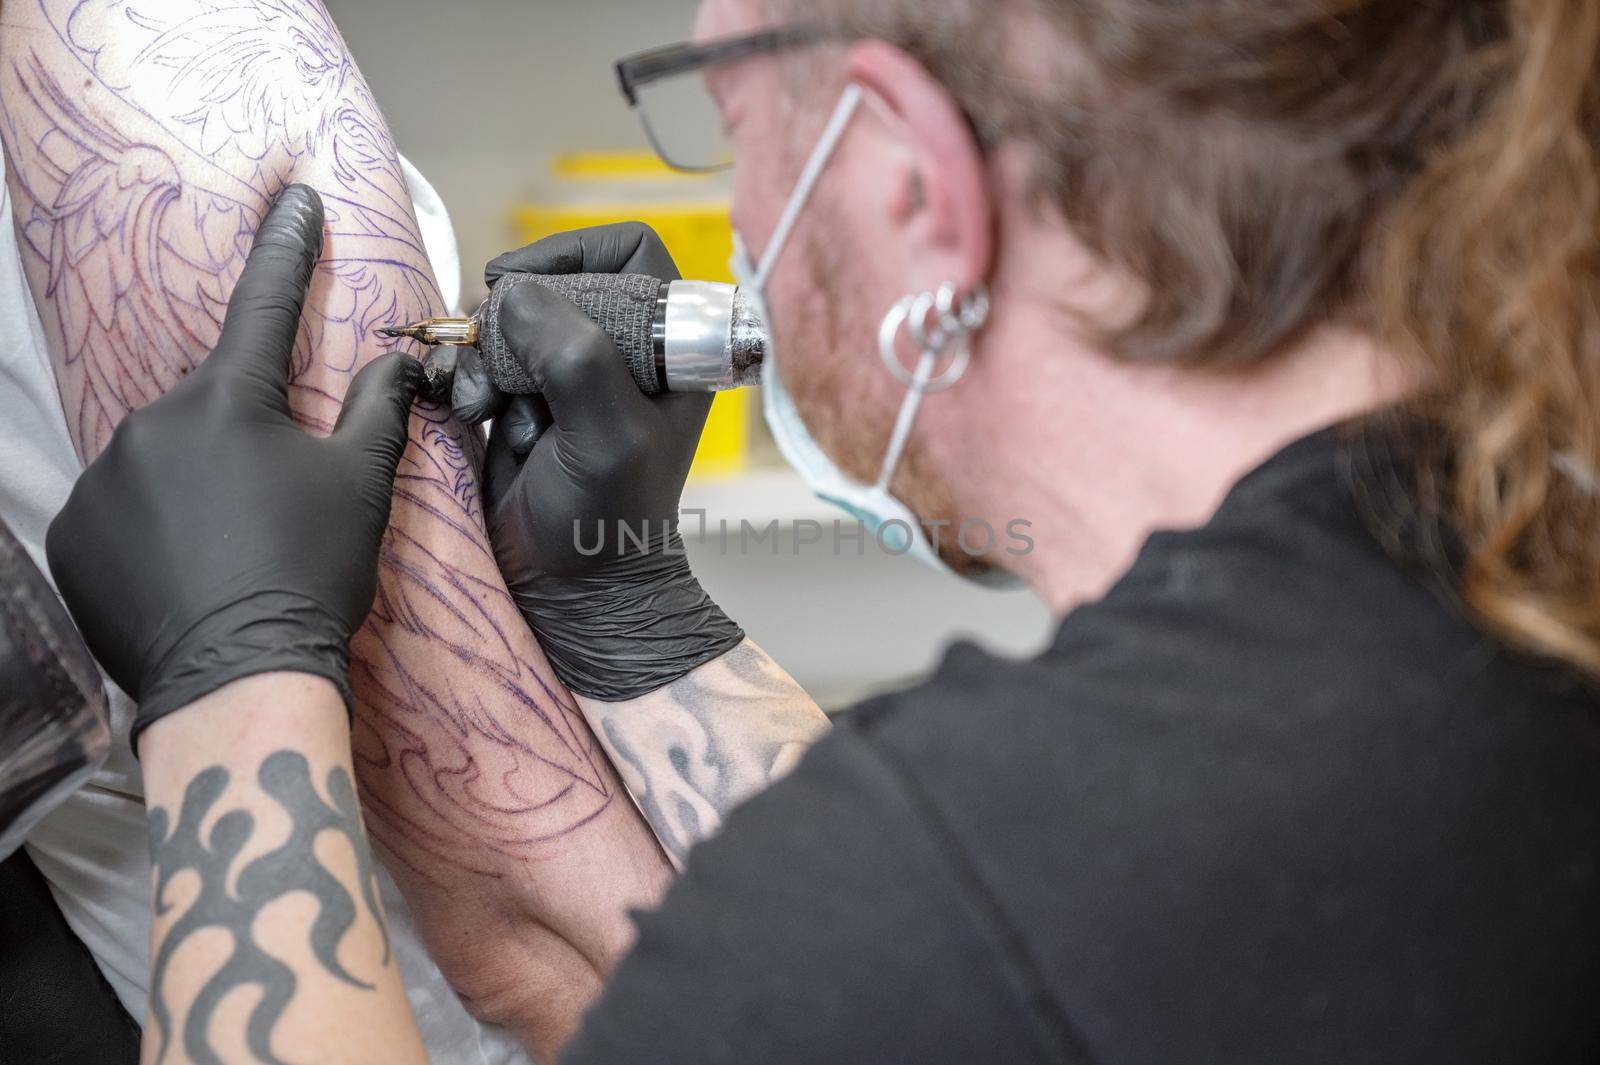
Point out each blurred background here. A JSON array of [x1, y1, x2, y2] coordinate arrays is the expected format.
[[332, 0, 1052, 708]]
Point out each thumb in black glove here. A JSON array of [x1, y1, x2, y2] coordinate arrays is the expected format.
[[46, 183, 425, 751], [465, 223, 743, 701]]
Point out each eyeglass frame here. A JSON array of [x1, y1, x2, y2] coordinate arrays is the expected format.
[[614, 24, 836, 173]]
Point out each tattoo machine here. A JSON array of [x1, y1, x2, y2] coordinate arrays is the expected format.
[[379, 275, 769, 398]]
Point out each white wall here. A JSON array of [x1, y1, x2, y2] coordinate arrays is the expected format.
[[331, 0, 704, 305]]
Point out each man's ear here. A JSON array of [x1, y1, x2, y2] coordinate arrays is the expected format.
[[845, 40, 994, 293]]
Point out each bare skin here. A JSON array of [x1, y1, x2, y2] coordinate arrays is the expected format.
[[0, 1, 671, 1054]]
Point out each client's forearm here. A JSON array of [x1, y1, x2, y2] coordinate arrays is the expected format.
[[138, 675, 427, 1065], [580, 640, 831, 867]]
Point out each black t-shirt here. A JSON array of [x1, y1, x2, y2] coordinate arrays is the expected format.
[[565, 428, 1600, 1064]]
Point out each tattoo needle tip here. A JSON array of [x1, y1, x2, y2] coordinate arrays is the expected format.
[[376, 318, 479, 347]]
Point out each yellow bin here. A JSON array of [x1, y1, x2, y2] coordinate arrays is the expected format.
[[514, 153, 748, 481]]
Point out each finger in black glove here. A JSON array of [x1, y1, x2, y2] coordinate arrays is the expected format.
[[46, 184, 424, 751]]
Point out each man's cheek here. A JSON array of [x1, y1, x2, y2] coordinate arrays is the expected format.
[[782, 251, 888, 487], [730, 152, 781, 245]]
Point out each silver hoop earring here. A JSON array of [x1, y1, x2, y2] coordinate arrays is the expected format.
[[939, 281, 990, 334], [877, 281, 990, 393]]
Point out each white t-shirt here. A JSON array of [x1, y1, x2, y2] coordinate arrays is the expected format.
[[0, 151, 533, 1065]]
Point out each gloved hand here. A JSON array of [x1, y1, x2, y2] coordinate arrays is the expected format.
[[46, 184, 424, 750], [458, 223, 744, 701]]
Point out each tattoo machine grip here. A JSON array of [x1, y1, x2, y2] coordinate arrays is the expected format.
[[480, 272, 668, 396], [478, 272, 769, 397]]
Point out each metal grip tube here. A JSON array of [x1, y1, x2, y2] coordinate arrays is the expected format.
[[651, 282, 765, 392]]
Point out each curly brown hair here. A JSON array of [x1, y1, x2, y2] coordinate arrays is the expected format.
[[781, 0, 1600, 678]]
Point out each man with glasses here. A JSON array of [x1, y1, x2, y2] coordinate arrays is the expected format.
[[43, 0, 1600, 1063]]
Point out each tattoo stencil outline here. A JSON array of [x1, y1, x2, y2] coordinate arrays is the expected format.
[[1, 0, 625, 878]]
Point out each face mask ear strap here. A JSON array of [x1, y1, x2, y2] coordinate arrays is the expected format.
[[872, 281, 990, 492], [874, 297, 929, 491], [754, 84, 867, 288]]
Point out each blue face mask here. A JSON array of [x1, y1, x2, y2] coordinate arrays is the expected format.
[[731, 87, 1019, 588]]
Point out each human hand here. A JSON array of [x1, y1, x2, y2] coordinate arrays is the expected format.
[[46, 184, 424, 749], [458, 223, 742, 700]]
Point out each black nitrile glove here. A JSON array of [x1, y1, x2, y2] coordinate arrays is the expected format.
[[467, 223, 744, 701], [46, 184, 424, 751]]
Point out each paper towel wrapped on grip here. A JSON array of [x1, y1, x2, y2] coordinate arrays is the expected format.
[[479, 272, 769, 396]]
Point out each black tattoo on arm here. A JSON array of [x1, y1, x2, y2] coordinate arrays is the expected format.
[[147, 752, 388, 1065], [585, 641, 830, 865]]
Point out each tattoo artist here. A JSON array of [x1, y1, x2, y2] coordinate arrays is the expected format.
[[45, 1, 1600, 1064]]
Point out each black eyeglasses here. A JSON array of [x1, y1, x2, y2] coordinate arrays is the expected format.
[[615, 25, 830, 173]]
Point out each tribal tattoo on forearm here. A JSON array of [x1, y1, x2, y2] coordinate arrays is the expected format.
[[0, 0, 651, 879], [147, 751, 387, 1065], [587, 641, 830, 865]]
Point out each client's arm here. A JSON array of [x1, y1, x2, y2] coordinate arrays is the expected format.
[[0, 1, 670, 1052], [140, 676, 429, 1065], [45, 194, 435, 1063]]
